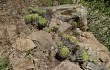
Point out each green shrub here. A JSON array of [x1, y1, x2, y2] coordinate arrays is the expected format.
[[58, 46, 69, 58]]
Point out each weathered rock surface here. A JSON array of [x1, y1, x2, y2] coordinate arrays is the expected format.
[[53, 60, 82, 70], [37, 4, 87, 30], [27, 31, 56, 47], [49, 18, 72, 33], [12, 38, 36, 52], [11, 58, 34, 70]]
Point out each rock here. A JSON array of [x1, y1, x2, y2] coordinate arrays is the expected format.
[[59, 22, 72, 33], [6, 25, 17, 37], [85, 62, 106, 70], [12, 38, 36, 52], [49, 18, 72, 33], [27, 31, 56, 47], [52, 5, 87, 30], [12, 58, 34, 70], [37, 4, 87, 30], [77, 32, 110, 69], [53, 60, 82, 70]]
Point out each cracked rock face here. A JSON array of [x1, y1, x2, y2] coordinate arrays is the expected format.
[[12, 38, 36, 52], [53, 60, 82, 70]]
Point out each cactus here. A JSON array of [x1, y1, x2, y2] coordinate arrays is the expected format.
[[80, 49, 89, 62], [38, 16, 46, 28], [28, 7, 46, 15], [58, 46, 69, 58], [62, 34, 70, 40], [24, 14, 38, 23], [57, 41, 63, 47], [69, 36, 77, 44]]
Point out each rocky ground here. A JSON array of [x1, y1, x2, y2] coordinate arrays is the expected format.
[[0, 0, 110, 70]]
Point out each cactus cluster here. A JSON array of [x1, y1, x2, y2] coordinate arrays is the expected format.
[[24, 14, 39, 23], [28, 7, 46, 15], [24, 7, 47, 29], [58, 46, 69, 58], [80, 49, 89, 62]]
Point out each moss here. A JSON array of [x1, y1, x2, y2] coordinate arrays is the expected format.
[[80, 49, 89, 62], [58, 46, 69, 58], [69, 36, 77, 44], [28, 7, 46, 15], [43, 27, 51, 33]]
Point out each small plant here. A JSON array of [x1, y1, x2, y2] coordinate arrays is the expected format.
[[43, 27, 51, 33], [0, 57, 12, 70], [24, 14, 46, 29], [58, 46, 69, 58], [57, 41, 63, 47], [37, 16, 46, 29], [62, 34, 70, 40], [24, 14, 38, 23], [26, 50, 34, 60], [28, 7, 46, 15], [80, 49, 89, 62], [69, 36, 77, 44]]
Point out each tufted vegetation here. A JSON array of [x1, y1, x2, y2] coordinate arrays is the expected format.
[[80, 49, 89, 62], [24, 13, 46, 29], [58, 46, 70, 58], [28, 7, 46, 15]]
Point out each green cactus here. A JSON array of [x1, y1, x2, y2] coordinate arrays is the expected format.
[[28, 7, 46, 15], [62, 34, 70, 40], [57, 41, 63, 47], [69, 36, 77, 43], [80, 49, 89, 62], [24, 14, 38, 23], [58, 46, 69, 58], [38, 16, 46, 27]]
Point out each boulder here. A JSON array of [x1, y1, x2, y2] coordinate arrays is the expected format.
[[27, 31, 56, 47], [77, 32, 110, 69], [12, 58, 34, 70], [49, 18, 72, 33], [12, 38, 36, 52], [53, 60, 82, 70]]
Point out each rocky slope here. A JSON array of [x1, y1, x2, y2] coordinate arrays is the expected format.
[[0, 0, 110, 70]]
